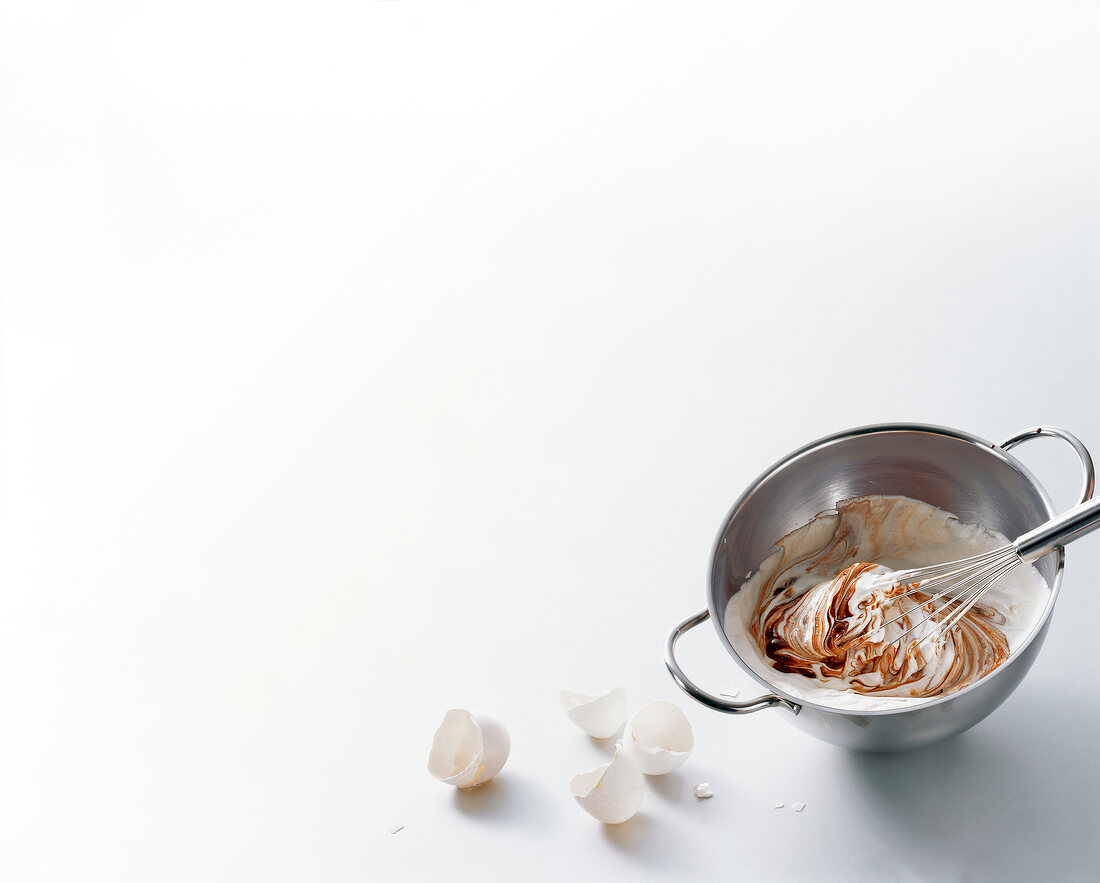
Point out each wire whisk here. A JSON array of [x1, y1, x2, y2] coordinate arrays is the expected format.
[[868, 494, 1100, 646]]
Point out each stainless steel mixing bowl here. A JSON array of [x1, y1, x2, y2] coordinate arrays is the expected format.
[[665, 423, 1095, 752]]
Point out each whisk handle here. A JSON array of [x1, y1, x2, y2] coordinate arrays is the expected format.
[[1015, 496, 1100, 562]]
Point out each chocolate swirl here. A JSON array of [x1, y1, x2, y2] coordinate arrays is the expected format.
[[744, 496, 1015, 699], [752, 561, 1009, 698]]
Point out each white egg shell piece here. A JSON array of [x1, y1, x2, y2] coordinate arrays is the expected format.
[[558, 684, 626, 738], [621, 701, 694, 775], [570, 748, 645, 824], [427, 709, 510, 789]]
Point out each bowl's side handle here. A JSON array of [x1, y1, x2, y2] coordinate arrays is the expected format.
[[999, 426, 1095, 507], [665, 610, 800, 715]]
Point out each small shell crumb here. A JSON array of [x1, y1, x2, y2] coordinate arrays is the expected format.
[[793, 802, 806, 812], [773, 802, 785, 809], [388, 824, 405, 834], [719, 685, 741, 699], [692, 783, 714, 799]]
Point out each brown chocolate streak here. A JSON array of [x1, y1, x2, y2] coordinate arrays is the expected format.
[[752, 557, 1010, 698]]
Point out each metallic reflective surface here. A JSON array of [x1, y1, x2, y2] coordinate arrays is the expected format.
[[665, 609, 799, 714], [1006, 426, 1099, 560], [665, 423, 1094, 752], [1015, 495, 1100, 561], [1001, 426, 1095, 505]]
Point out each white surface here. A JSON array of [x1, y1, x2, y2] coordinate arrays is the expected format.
[[2, 2, 1099, 881]]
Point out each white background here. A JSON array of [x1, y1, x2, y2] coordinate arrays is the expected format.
[[2, 2, 1099, 880]]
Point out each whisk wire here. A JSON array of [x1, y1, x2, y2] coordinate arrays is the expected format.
[[870, 547, 1023, 647], [856, 490, 1100, 651], [936, 558, 1021, 634]]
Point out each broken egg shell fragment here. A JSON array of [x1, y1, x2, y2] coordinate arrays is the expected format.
[[558, 684, 626, 738], [570, 748, 645, 824], [427, 709, 510, 789], [693, 782, 714, 799], [621, 700, 694, 775]]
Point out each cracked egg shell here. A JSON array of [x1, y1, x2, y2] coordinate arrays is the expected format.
[[621, 701, 693, 775], [427, 709, 510, 789], [558, 684, 626, 738], [570, 747, 645, 824]]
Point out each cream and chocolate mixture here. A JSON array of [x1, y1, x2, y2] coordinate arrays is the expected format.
[[724, 495, 1049, 710]]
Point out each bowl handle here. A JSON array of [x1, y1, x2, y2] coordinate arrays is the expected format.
[[999, 426, 1096, 507], [665, 609, 800, 715]]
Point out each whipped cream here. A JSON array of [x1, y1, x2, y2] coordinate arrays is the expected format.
[[724, 495, 1049, 711]]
